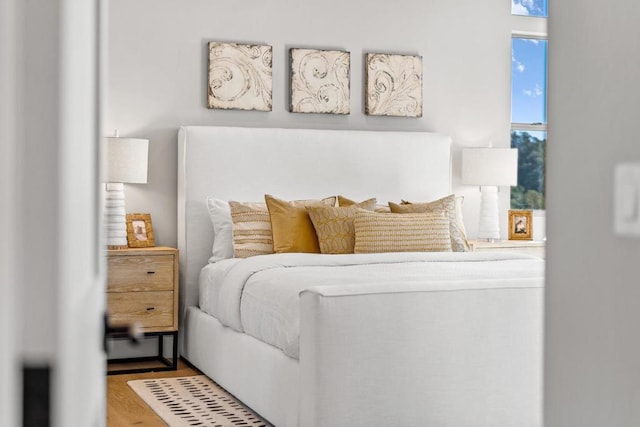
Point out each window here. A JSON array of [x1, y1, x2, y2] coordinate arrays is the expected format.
[[511, 130, 546, 209], [512, 0, 548, 18], [511, 5, 547, 210]]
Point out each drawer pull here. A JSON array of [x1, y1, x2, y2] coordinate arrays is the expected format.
[[146, 307, 155, 311], [147, 271, 155, 275]]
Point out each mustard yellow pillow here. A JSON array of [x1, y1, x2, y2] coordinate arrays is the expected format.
[[265, 195, 336, 253], [389, 195, 469, 252], [353, 210, 452, 253]]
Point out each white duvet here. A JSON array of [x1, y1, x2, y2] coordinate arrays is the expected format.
[[199, 252, 544, 359]]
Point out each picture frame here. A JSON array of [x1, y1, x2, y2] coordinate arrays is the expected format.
[[126, 213, 155, 248], [207, 42, 273, 111], [365, 52, 423, 117], [508, 210, 533, 240], [289, 48, 350, 115]]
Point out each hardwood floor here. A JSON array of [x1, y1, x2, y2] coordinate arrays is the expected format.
[[107, 358, 200, 426]]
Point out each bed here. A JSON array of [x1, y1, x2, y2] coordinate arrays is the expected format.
[[177, 126, 543, 427]]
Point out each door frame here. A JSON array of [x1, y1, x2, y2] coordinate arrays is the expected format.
[[1, 0, 20, 424]]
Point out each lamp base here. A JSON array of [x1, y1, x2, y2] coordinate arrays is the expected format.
[[477, 185, 501, 241], [104, 183, 128, 248]]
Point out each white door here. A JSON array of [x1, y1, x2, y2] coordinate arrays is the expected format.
[[12, 0, 106, 425], [55, 0, 106, 425]]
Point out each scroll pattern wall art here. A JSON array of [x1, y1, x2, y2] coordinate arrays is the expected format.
[[290, 48, 350, 115], [207, 42, 273, 111], [365, 53, 423, 117]]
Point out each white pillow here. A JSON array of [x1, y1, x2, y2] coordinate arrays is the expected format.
[[206, 198, 234, 262]]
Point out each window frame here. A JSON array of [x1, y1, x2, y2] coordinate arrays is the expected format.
[[511, 0, 548, 18], [510, 24, 547, 212], [511, 31, 548, 134]]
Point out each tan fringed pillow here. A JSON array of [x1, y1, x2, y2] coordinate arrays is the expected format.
[[337, 195, 390, 213], [229, 201, 273, 258], [337, 195, 376, 209], [307, 200, 377, 254], [353, 210, 452, 253], [265, 195, 337, 253], [389, 195, 470, 252], [374, 204, 392, 213]]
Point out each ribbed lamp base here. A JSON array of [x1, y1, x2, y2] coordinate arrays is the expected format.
[[104, 183, 128, 248], [477, 186, 500, 242]]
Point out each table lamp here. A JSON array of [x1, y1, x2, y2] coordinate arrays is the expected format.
[[104, 135, 149, 249], [462, 148, 518, 242]]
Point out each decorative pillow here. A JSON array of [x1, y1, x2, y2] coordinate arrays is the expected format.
[[228, 201, 274, 258], [205, 198, 234, 261], [353, 210, 452, 253], [265, 195, 337, 253], [336, 195, 375, 208], [374, 204, 392, 213], [307, 200, 377, 254], [337, 195, 390, 213], [389, 195, 470, 252]]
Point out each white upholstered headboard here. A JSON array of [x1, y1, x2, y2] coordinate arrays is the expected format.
[[177, 126, 452, 326]]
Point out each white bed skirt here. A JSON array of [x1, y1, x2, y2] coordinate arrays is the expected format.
[[183, 306, 300, 427]]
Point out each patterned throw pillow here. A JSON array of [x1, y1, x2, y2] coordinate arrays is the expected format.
[[389, 195, 470, 252], [307, 199, 377, 254], [228, 201, 273, 258], [265, 195, 337, 254], [353, 210, 452, 253]]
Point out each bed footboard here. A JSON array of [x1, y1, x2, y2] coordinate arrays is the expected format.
[[299, 282, 543, 427]]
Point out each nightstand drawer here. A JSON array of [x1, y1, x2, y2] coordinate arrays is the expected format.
[[107, 255, 174, 292], [107, 291, 175, 329]]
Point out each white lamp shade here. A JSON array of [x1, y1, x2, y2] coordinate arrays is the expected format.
[[461, 148, 518, 186], [105, 137, 149, 184]]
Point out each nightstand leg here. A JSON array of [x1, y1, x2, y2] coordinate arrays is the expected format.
[[171, 331, 178, 370], [158, 333, 164, 358]]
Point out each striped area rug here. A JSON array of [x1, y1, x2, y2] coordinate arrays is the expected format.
[[128, 375, 272, 427]]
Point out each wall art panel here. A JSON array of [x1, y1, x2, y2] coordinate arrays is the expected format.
[[365, 53, 423, 117], [290, 48, 350, 114], [207, 42, 272, 111]]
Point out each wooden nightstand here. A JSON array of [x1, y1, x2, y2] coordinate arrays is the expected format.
[[469, 240, 545, 259], [106, 246, 179, 374]]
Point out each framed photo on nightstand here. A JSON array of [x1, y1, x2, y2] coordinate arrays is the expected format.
[[126, 213, 155, 248], [508, 210, 533, 240]]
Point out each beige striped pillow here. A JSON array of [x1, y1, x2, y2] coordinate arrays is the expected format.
[[389, 195, 470, 252], [353, 210, 452, 253], [228, 201, 273, 258]]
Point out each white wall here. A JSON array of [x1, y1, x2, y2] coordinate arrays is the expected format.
[[545, 2, 640, 426], [106, 0, 520, 246]]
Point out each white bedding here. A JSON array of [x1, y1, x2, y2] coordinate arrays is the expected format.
[[199, 252, 544, 359]]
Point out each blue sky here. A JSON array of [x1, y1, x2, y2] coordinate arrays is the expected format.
[[511, 38, 547, 124], [511, 0, 547, 17]]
